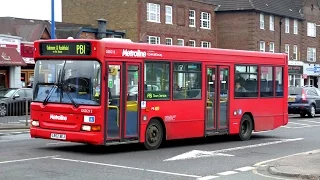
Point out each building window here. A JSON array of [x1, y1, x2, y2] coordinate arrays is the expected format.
[[235, 65, 258, 97], [269, 42, 274, 53], [285, 44, 289, 60], [177, 39, 184, 46], [294, 19, 298, 34], [201, 41, 211, 48], [147, 3, 160, 23], [200, 12, 210, 29], [260, 66, 273, 97], [165, 38, 172, 45], [276, 67, 283, 96], [260, 13, 264, 29], [165, 5, 172, 24], [144, 61, 170, 100], [189, 40, 196, 47], [293, 45, 298, 60], [173, 62, 202, 100], [260, 41, 265, 52], [148, 36, 160, 44], [189, 10, 196, 27], [285, 18, 290, 33], [307, 47, 316, 62], [307, 22, 316, 37], [269, 15, 274, 31], [289, 74, 301, 88]]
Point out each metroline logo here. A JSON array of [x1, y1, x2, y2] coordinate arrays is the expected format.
[[50, 114, 67, 121], [122, 49, 147, 58]]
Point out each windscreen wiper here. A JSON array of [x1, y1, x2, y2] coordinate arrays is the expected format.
[[59, 61, 78, 108], [42, 71, 62, 105]]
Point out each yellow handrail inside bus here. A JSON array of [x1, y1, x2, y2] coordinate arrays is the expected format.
[[108, 105, 119, 127]]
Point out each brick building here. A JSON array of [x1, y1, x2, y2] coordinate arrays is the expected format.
[[207, 0, 320, 87], [62, 0, 217, 47]]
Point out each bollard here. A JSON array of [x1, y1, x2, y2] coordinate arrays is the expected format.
[[25, 99, 29, 126]]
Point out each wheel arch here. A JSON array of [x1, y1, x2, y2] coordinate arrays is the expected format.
[[242, 112, 255, 131], [148, 116, 167, 140]]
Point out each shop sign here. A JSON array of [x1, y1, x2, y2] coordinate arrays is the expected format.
[[303, 64, 320, 76], [288, 65, 303, 74], [20, 43, 34, 58]]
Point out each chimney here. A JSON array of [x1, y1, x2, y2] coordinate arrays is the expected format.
[[96, 18, 107, 39]]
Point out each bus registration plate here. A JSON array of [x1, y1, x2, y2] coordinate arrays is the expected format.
[[50, 133, 66, 140]]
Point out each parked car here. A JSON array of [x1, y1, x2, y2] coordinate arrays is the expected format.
[[0, 88, 33, 117], [288, 86, 320, 118]]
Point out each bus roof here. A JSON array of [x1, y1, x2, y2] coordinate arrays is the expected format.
[[33, 38, 287, 63]]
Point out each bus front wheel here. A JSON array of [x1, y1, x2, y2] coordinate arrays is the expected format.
[[144, 119, 163, 150], [238, 114, 253, 141]]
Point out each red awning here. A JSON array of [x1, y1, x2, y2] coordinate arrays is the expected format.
[[0, 47, 27, 66]]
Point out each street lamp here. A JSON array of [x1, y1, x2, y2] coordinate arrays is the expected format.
[[51, 0, 55, 39]]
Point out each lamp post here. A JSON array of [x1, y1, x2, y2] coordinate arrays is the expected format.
[[51, 0, 55, 39], [279, 17, 283, 53]]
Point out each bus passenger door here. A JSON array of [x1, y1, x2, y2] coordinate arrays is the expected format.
[[106, 62, 140, 142], [205, 66, 229, 134]]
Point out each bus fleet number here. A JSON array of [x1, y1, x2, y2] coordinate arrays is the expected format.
[[81, 109, 93, 113]]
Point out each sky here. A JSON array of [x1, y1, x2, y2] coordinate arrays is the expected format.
[[0, 0, 62, 21]]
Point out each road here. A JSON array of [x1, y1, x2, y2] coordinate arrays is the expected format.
[[0, 115, 320, 180]]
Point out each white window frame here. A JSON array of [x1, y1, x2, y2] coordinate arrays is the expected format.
[[285, 18, 290, 33], [200, 12, 211, 29], [285, 44, 289, 60], [307, 22, 316, 37], [147, 3, 160, 23], [269, 42, 274, 53], [177, 39, 184, 46], [293, 45, 298, 60], [148, 35, 160, 44], [201, 41, 211, 48], [165, 5, 172, 24], [269, 15, 274, 31], [189, 40, 196, 47], [260, 13, 264, 29], [307, 47, 316, 62], [189, 10, 196, 27], [165, 38, 172, 45], [260, 41, 265, 52], [294, 19, 298, 34]]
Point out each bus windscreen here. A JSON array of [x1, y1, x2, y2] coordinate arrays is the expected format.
[[32, 60, 101, 106]]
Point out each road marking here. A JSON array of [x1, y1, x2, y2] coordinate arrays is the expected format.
[[0, 155, 60, 164], [164, 138, 304, 161], [288, 122, 311, 126], [197, 175, 219, 180], [235, 166, 256, 171], [51, 157, 202, 178], [217, 171, 238, 175], [300, 120, 320, 124]]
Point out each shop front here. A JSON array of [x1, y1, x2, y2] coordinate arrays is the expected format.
[[20, 42, 35, 87], [288, 61, 304, 87], [303, 63, 320, 87], [0, 34, 25, 88]]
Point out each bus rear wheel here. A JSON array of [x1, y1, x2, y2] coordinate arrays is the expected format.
[[144, 119, 163, 150], [238, 114, 253, 141]]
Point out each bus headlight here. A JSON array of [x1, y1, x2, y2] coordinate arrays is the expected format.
[[31, 120, 39, 127], [81, 125, 101, 132], [81, 125, 91, 131]]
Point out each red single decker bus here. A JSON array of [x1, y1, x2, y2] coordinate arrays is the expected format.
[[30, 38, 288, 150]]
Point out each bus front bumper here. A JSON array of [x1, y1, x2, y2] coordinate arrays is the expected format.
[[30, 127, 104, 145]]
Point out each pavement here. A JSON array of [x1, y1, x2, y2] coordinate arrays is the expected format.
[[267, 150, 320, 179]]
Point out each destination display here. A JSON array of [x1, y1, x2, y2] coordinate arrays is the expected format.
[[39, 42, 91, 56]]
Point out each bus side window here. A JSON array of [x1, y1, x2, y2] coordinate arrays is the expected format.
[[235, 65, 258, 98]]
